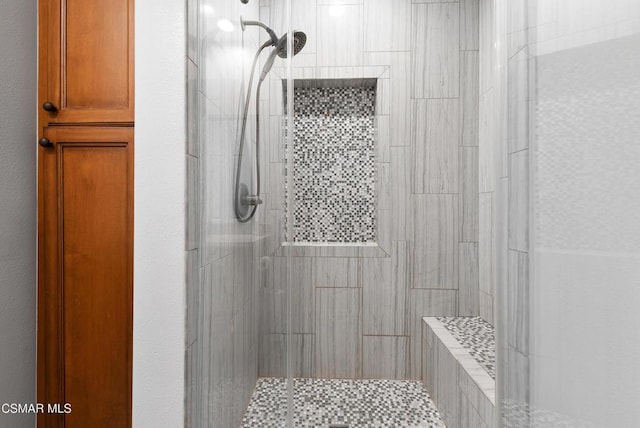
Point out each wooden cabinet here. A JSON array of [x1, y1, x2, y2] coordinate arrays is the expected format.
[[39, 0, 134, 125], [37, 1, 134, 427], [38, 128, 133, 428]]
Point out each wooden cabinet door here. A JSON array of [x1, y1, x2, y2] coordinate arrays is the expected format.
[[39, 0, 134, 125], [38, 127, 133, 428]]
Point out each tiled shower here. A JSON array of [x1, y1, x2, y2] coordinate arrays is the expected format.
[[185, 0, 640, 427]]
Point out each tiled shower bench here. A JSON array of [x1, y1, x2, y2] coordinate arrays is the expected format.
[[422, 317, 496, 428]]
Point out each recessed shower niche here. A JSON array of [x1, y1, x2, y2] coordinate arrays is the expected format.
[[285, 79, 379, 244]]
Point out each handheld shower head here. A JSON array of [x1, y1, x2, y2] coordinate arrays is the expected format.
[[275, 31, 307, 58], [259, 31, 307, 82]]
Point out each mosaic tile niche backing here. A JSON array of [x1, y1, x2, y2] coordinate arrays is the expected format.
[[288, 85, 377, 243]]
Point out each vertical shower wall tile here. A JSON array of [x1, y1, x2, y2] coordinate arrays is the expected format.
[[268, 257, 314, 334], [459, 147, 479, 241], [268, 163, 283, 210], [271, 0, 318, 53], [187, 0, 197, 62], [315, 288, 362, 378], [461, 51, 479, 147], [318, 4, 363, 66], [186, 249, 200, 347], [459, 243, 479, 316], [269, 116, 284, 162], [409, 289, 458, 378], [378, 163, 391, 210], [376, 115, 390, 162], [187, 59, 199, 156], [479, 92, 495, 192], [376, 78, 391, 115], [362, 242, 411, 336], [186, 155, 200, 250], [412, 3, 460, 98], [413, 194, 459, 289], [437, 344, 460, 427], [390, 52, 412, 148], [259, 333, 315, 378], [313, 257, 360, 288], [479, 192, 495, 299], [507, 49, 531, 154], [460, 0, 480, 51], [412, 99, 460, 194], [364, 0, 411, 52], [508, 150, 529, 251], [508, 250, 529, 354], [391, 148, 413, 241], [363, 336, 410, 379]]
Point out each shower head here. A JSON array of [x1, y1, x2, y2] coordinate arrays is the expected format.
[[274, 31, 307, 58], [259, 32, 307, 82]]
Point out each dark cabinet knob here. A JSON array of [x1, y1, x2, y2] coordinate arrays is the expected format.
[[42, 101, 57, 112], [39, 138, 53, 148]]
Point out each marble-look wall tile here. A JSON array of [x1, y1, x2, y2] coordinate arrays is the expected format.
[[422, 326, 439, 401], [413, 194, 459, 289], [187, 155, 200, 250], [185, 343, 201, 428], [459, 390, 486, 428], [390, 52, 412, 147], [507, 48, 531, 154], [378, 162, 391, 210], [437, 338, 460, 426], [412, 3, 460, 98], [318, 0, 363, 4], [409, 289, 458, 378], [412, 99, 460, 194], [478, 91, 496, 193], [391, 148, 413, 241], [268, 257, 314, 334], [186, 249, 200, 347], [313, 257, 360, 288], [362, 242, 411, 335], [460, 0, 480, 51], [459, 147, 479, 241], [363, 336, 410, 379], [508, 150, 529, 251], [376, 77, 391, 115], [187, 0, 197, 62], [458, 243, 479, 316], [315, 288, 362, 378], [461, 51, 479, 147], [376, 114, 390, 162], [479, 291, 494, 326], [364, 0, 411, 52], [269, 116, 284, 162], [318, 4, 364, 66], [270, 0, 318, 53], [259, 333, 315, 378], [479, 192, 495, 297], [508, 250, 529, 354], [413, 0, 456, 2], [268, 163, 283, 210], [187, 59, 199, 156]]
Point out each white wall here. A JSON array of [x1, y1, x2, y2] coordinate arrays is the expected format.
[[0, 1, 37, 427], [134, 0, 186, 426]]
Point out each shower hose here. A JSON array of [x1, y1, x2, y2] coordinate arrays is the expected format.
[[234, 40, 272, 223]]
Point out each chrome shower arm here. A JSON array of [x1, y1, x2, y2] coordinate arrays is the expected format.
[[240, 17, 279, 45]]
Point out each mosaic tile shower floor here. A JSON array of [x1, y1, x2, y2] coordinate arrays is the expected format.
[[240, 378, 446, 428]]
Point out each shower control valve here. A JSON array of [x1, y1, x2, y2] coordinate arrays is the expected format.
[[242, 194, 263, 206]]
